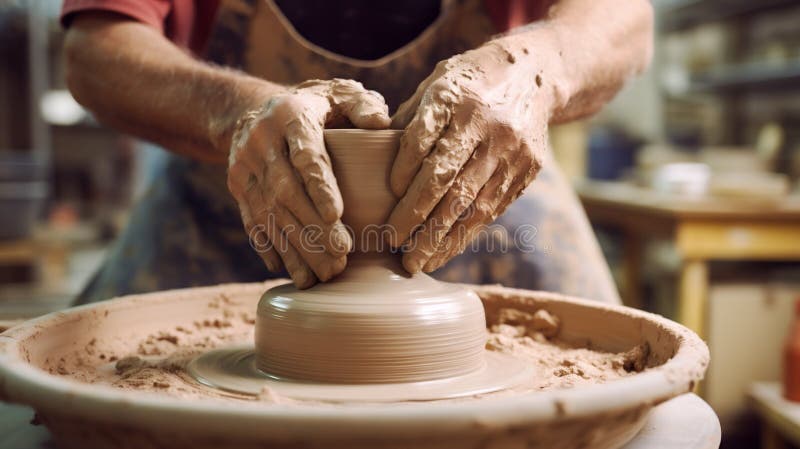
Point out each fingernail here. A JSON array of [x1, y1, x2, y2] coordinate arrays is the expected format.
[[293, 269, 311, 288], [326, 225, 351, 255], [321, 203, 339, 224], [404, 254, 424, 273], [336, 225, 353, 251], [319, 256, 347, 282]]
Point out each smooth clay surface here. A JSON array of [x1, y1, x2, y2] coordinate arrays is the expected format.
[[256, 254, 490, 384], [253, 130, 503, 389]]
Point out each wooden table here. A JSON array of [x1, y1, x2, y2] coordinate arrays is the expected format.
[[0, 393, 719, 449], [749, 382, 800, 449], [577, 181, 800, 338]]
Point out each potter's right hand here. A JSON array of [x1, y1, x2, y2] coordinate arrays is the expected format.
[[227, 79, 391, 288]]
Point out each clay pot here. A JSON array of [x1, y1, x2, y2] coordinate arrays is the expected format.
[[255, 130, 488, 384]]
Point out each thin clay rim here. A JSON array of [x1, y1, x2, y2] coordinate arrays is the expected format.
[[0, 282, 709, 440]]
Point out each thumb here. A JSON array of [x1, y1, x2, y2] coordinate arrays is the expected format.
[[390, 94, 421, 130], [390, 67, 441, 129], [328, 79, 391, 129], [348, 95, 392, 129]]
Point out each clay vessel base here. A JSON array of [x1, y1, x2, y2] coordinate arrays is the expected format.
[[187, 347, 532, 402]]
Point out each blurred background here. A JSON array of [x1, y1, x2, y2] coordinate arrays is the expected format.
[[1, 1, 800, 448]]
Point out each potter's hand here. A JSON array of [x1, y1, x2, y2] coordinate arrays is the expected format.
[[387, 41, 555, 273], [228, 79, 391, 288]]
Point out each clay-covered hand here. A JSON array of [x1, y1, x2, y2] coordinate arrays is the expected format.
[[388, 40, 559, 273], [228, 79, 391, 288]]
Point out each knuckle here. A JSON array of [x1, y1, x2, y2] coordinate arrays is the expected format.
[[226, 177, 242, 199], [305, 177, 333, 202], [272, 173, 295, 200], [493, 121, 522, 143], [422, 153, 461, 182], [472, 196, 494, 218], [290, 147, 328, 171], [451, 179, 479, 201], [268, 95, 305, 119], [433, 59, 449, 72], [333, 78, 363, 90], [428, 80, 457, 104]]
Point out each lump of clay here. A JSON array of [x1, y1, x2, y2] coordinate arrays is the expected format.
[[496, 307, 560, 338]]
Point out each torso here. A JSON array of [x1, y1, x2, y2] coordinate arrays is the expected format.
[[77, 0, 621, 305], [206, 0, 497, 109]]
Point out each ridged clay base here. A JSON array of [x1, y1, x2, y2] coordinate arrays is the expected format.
[[187, 347, 531, 402], [188, 254, 533, 401]]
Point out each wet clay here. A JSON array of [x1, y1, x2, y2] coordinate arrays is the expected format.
[[242, 129, 532, 399], [386, 1, 654, 274], [42, 287, 648, 404], [0, 281, 708, 449], [228, 81, 392, 288]]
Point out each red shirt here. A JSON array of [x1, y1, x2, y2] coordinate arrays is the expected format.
[[60, 0, 549, 56]]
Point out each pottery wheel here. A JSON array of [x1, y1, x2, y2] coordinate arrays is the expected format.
[[0, 279, 711, 449]]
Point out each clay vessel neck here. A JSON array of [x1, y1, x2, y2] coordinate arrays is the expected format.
[[324, 129, 400, 253]]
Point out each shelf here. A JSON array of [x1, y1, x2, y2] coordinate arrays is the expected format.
[[689, 61, 800, 93], [659, 0, 800, 32]]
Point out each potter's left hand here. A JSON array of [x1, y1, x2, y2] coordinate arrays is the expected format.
[[387, 40, 557, 273]]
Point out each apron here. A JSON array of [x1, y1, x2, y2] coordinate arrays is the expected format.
[[77, 0, 620, 304]]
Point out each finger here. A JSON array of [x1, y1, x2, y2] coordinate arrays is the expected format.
[[277, 234, 318, 289], [401, 143, 497, 273], [230, 126, 319, 284], [241, 181, 284, 273], [488, 171, 538, 229], [389, 100, 450, 197], [280, 191, 352, 258], [285, 120, 343, 224], [228, 154, 283, 273], [273, 133, 353, 257], [247, 223, 284, 273], [386, 123, 479, 247], [391, 95, 422, 130], [328, 79, 391, 129], [228, 114, 271, 178], [263, 207, 318, 289], [424, 142, 542, 272], [423, 163, 518, 272], [273, 205, 347, 282], [392, 60, 451, 129]]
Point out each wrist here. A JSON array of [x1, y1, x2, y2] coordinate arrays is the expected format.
[[210, 78, 284, 158], [498, 1, 654, 124], [485, 25, 575, 121]]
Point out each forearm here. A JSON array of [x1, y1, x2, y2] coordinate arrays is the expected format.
[[489, 0, 653, 124], [64, 13, 284, 163]]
